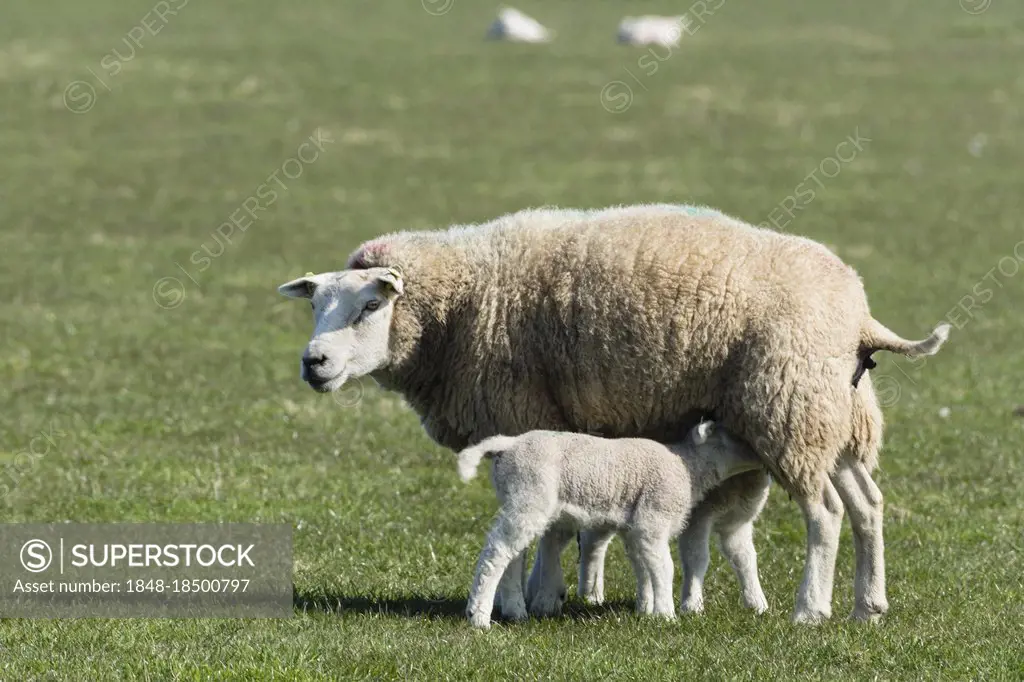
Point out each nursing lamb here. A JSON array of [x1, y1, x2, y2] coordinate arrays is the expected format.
[[278, 204, 949, 624], [458, 422, 762, 629]]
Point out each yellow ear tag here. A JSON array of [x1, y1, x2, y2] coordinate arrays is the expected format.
[[386, 266, 403, 280], [304, 272, 315, 277]]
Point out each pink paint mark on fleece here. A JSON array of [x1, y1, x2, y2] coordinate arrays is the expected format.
[[348, 240, 390, 269]]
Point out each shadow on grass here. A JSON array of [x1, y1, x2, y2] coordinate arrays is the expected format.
[[293, 591, 637, 621]]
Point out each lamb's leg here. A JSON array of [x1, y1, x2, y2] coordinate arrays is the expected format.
[[467, 514, 542, 629], [623, 534, 654, 614], [577, 529, 615, 605], [651, 539, 676, 618], [717, 519, 768, 614], [496, 551, 529, 622], [526, 526, 573, 618], [793, 479, 845, 625], [712, 473, 771, 614], [629, 530, 675, 619], [677, 507, 713, 614], [830, 457, 888, 621]]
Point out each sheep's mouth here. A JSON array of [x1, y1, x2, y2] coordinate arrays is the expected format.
[[307, 372, 345, 393]]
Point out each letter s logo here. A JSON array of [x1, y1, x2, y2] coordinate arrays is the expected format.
[[20, 539, 53, 573]]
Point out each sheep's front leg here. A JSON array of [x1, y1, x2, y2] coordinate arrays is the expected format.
[[793, 479, 845, 625], [677, 508, 713, 614], [578, 529, 615, 605], [526, 526, 573, 617], [830, 457, 888, 621]]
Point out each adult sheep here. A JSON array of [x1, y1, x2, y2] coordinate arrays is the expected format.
[[278, 204, 949, 624]]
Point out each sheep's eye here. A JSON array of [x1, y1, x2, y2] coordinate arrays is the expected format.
[[364, 299, 381, 312]]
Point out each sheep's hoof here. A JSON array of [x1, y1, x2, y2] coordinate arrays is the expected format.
[[791, 608, 831, 625]]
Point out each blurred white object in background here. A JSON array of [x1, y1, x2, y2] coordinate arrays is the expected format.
[[487, 7, 552, 43], [968, 133, 988, 158], [617, 15, 690, 47]]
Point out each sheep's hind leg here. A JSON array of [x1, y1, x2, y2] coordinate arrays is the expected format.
[[831, 457, 888, 621], [792, 479, 845, 625], [468, 515, 543, 629], [496, 551, 529, 622], [526, 525, 573, 618], [578, 529, 615, 605], [627, 530, 675, 618], [623, 534, 654, 615]]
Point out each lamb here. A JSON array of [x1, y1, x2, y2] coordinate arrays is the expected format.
[[458, 422, 763, 629], [277, 203, 950, 624]]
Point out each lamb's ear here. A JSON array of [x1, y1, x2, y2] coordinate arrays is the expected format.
[[376, 267, 404, 298], [693, 420, 715, 445], [278, 272, 322, 299]]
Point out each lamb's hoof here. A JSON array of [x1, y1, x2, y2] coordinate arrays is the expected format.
[[581, 577, 602, 602], [744, 593, 769, 615], [467, 610, 492, 630], [528, 589, 567, 618], [679, 596, 704, 614], [579, 585, 604, 605], [500, 602, 529, 622], [792, 608, 831, 625], [635, 601, 655, 616], [852, 602, 888, 623]]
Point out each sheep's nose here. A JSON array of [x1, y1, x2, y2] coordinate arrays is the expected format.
[[302, 352, 327, 371]]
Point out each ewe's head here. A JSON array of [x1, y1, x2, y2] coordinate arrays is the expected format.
[[278, 267, 404, 393]]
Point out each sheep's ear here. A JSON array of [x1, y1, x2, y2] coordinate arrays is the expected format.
[[693, 421, 715, 445], [278, 273, 322, 299], [376, 267, 404, 298]]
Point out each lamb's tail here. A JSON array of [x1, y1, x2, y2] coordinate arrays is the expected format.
[[457, 435, 520, 483], [860, 318, 951, 358]]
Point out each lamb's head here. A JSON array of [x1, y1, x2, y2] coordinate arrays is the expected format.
[[689, 421, 761, 479], [277, 267, 404, 392]]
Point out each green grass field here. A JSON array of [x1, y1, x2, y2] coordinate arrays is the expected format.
[[2, 0, 1023, 677]]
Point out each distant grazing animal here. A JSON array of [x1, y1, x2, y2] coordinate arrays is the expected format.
[[486, 7, 552, 44], [617, 15, 688, 48]]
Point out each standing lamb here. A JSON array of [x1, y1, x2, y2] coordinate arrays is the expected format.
[[278, 204, 950, 624], [458, 421, 762, 629]]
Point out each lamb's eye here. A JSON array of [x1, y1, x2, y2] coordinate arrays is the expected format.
[[365, 299, 381, 312]]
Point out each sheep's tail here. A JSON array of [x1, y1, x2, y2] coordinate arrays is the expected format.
[[860, 319, 950, 358], [457, 436, 519, 482]]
